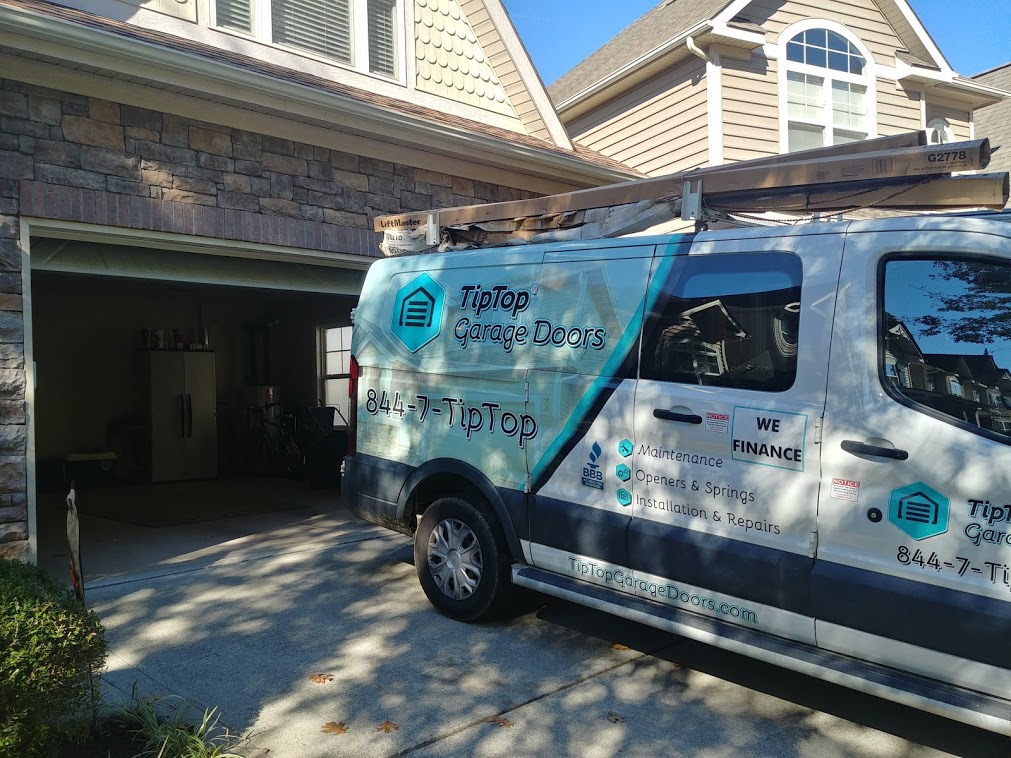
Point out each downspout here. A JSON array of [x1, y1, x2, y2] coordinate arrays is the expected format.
[[687, 36, 723, 168], [686, 36, 711, 63]]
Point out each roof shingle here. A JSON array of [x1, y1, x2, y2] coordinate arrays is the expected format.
[[548, 0, 731, 105]]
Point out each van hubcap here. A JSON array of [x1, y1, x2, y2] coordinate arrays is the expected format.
[[428, 518, 483, 600]]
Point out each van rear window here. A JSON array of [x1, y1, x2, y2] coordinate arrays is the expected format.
[[640, 253, 802, 392]]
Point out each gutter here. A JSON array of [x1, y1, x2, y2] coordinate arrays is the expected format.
[[897, 61, 1011, 106], [0, 2, 637, 184], [944, 77, 1011, 103], [554, 21, 713, 114]]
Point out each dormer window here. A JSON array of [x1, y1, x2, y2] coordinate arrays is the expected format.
[[780, 24, 874, 152], [214, 0, 402, 79], [927, 118, 954, 145]]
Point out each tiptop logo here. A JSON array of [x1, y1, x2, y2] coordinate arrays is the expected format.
[[888, 482, 949, 541], [391, 272, 445, 352]]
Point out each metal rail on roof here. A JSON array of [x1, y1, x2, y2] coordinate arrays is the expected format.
[[373, 132, 1009, 255]]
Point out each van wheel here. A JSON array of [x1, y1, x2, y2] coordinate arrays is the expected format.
[[414, 496, 511, 621]]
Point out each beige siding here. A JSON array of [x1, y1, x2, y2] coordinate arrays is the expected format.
[[875, 2, 934, 65], [748, 0, 905, 64], [723, 54, 780, 163], [458, 0, 551, 140], [568, 59, 709, 176], [927, 102, 972, 142], [877, 80, 922, 135], [415, 0, 516, 118]]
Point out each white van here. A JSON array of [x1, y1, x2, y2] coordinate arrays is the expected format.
[[344, 213, 1011, 733]]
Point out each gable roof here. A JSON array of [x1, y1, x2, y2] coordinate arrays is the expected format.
[[549, 0, 730, 105], [549, 0, 963, 112], [0, 0, 636, 181]]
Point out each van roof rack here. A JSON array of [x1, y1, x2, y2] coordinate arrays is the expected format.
[[373, 132, 1009, 255]]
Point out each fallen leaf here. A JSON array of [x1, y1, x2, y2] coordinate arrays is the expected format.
[[609, 643, 631, 651], [322, 722, 348, 735], [672, 662, 688, 670], [309, 674, 335, 684], [607, 711, 626, 723], [484, 715, 514, 728], [376, 720, 399, 733]]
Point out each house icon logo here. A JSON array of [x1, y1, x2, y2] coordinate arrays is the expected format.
[[399, 287, 436, 328], [391, 272, 445, 352], [888, 481, 949, 541]]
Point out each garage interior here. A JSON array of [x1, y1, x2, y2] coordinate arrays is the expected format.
[[28, 235, 365, 572]]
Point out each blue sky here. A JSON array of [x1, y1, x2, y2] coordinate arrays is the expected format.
[[502, 0, 1011, 86]]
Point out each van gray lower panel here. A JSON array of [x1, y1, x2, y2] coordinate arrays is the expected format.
[[344, 454, 409, 527], [345, 454, 529, 553], [813, 561, 1011, 669], [531, 498, 810, 615], [629, 517, 814, 616], [530, 495, 631, 567], [513, 564, 1011, 736]]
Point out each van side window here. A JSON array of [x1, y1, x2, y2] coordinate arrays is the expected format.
[[641, 253, 802, 391], [882, 257, 1011, 439]]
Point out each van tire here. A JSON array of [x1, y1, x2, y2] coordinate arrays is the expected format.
[[414, 496, 511, 621]]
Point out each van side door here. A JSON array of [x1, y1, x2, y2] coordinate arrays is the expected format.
[[627, 229, 844, 643], [816, 223, 1011, 696]]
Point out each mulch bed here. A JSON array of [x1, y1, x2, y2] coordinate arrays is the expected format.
[[58, 722, 144, 758]]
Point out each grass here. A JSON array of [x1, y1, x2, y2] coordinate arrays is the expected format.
[[60, 688, 253, 758], [120, 694, 247, 758]]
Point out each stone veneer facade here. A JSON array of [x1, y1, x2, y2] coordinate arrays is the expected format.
[[0, 76, 536, 561]]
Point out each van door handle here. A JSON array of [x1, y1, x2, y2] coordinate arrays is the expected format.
[[841, 440, 909, 460], [653, 409, 703, 424]]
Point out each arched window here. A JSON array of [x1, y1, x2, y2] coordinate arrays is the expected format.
[[781, 25, 873, 152], [927, 118, 954, 145]]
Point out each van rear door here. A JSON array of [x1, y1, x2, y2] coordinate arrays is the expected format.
[[817, 221, 1011, 695], [627, 229, 844, 643]]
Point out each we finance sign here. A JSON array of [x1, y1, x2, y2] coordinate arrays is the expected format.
[[731, 407, 807, 472]]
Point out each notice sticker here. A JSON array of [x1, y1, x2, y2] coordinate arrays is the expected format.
[[831, 478, 861, 502], [705, 412, 730, 434]]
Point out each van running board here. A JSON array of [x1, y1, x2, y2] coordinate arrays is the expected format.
[[512, 564, 1011, 735]]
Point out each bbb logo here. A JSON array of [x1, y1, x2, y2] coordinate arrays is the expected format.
[[581, 441, 604, 491], [391, 272, 445, 352], [888, 482, 949, 541]]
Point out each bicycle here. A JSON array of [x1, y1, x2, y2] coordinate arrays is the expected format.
[[241, 402, 303, 477]]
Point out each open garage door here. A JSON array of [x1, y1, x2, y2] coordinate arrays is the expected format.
[[28, 234, 372, 578], [30, 238, 368, 295]]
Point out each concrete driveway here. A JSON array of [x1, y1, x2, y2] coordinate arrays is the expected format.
[[84, 498, 1011, 758]]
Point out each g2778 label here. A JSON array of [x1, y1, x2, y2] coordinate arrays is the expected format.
[[364, 389, 538, 448]]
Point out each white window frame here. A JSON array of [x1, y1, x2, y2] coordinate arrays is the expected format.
[[317, 323, 354, 428], [778, 19, 878, 153], [926, 117, 955, 145], [211, 0, 406, 82]]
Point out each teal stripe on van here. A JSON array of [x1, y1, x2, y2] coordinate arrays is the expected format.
[[530, 240, 687, 487]]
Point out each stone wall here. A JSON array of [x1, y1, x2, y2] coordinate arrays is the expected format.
[[0, 76, 536, 561]]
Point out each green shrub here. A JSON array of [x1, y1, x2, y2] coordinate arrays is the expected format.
[[0, 557, 107, 757]]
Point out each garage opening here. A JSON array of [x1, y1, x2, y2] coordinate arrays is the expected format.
[[28, 235, 368, 578]]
